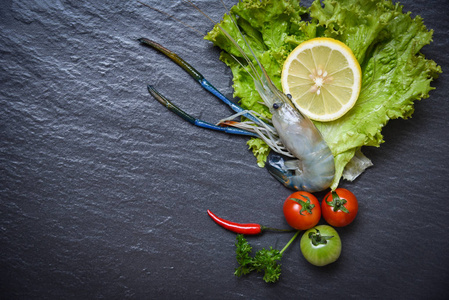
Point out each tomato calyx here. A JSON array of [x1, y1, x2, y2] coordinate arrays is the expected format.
[[290, 195, 315, 215], [308, 228, 334, 246], [325, 191, 350, 213]]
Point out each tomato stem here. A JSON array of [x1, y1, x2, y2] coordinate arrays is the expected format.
[[325, 191, 350, 213], [308, 228, 334, 246], [290, 195, 315, 215], [280, 230, 301, 254]]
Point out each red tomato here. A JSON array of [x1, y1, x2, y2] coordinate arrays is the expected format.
[[321, 188, 358, 227], [283, 191, 321, 230]]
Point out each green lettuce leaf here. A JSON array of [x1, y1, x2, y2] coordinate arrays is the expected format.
[[206, 0, 441, 189], [310, 0, 441, 188]]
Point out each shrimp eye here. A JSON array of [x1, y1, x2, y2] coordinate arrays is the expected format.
[[273, 103, 280, 110], [286, 94, 292, 100]]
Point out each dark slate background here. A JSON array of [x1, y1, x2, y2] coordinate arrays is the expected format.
[[1, 0, 448, 299]]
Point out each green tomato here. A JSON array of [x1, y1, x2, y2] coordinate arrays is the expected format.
[[300, 225, 341, 266]]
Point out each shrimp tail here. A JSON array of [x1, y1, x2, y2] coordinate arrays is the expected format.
[[265, 153, 296, 189], [266, 152, 334, 193]]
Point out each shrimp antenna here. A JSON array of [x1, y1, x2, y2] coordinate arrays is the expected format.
[[181, 0, 264, 88], [137, 1, 204, 36], [181, 0, 217, 23], [219, 0, 230, 12], [225, 11, 265, 87], [222, 1, 280, 94]]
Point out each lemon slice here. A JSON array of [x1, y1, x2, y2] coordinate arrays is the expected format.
[[281, 38, 362, 122]]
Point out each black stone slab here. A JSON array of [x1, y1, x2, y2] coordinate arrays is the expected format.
[[1, 0, 448, 298]]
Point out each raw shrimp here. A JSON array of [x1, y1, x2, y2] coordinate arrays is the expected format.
[[139, 1, 335, 192]]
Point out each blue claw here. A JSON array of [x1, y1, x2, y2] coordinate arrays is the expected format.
[[139, 37, 263, 125], [147, 85, 258, 137]]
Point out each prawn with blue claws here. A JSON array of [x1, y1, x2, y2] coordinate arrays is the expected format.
[[139, 2, 335, 193]]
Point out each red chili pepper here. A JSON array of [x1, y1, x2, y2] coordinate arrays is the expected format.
[[207, 210, 262, 235]]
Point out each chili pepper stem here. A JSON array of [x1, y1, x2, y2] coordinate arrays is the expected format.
[[261, 226, 296, 233], [280, 230, 301, 255]]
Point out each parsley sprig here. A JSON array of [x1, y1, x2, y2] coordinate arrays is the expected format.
[[234, 231, 300, 283]]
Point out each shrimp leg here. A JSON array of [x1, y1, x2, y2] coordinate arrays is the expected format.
[[148, 85, 258, 137]]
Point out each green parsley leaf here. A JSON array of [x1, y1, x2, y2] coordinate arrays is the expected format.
[[234, 234, 282, 283]]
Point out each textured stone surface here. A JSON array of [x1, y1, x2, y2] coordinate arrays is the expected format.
[[1, 0, 448, 298]]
